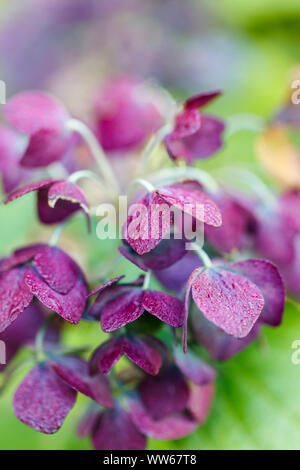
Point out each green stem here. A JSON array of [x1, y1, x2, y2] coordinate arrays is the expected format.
[[68, 169, 107, 192], [149, 167, 219, 194], [220, 167, 276, 208], [142, 270, 152, 290], [189, 243, 213, 268], [49, 221, 68, 246], [34, 316, 54, 362], [67, 118, 120, 196], [136, 122, 174, 175]]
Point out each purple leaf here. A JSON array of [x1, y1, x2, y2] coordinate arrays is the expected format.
[[229, 259, 285, 327], [33, 246, 78, 294], [205, 192, 251, 253], [50, 356, 114, 408], [142, 290, 184, 327], [185, 90, 222, 110], [125, 192, 173, 255], [173, 346, 216, 385], [191, 310, 260, 361], [0, 267, 33, 332], [158, 184, 222, 227], [47, 180, 89, 214], [170, 108, 201, 139], [87, 276, 125, 298], [191, 267, 264, 337], [139, 367, 189, 420], [4, 179, 54, 204], [92, 408, 146, 450], [25, 268, 87, 324], [123, 335, 162, 375], [89, 336, 124, 375], [188, 382, 215, 423], [165, 115, 225, 163], [153, 251, 200, 294], [77, 408, 100, 438], [130, 399, 197, 440], [101, 289, 144, 332], [13, 364, 76, 434]]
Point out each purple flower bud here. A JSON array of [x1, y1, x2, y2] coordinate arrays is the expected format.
[[92, 77, 163, 153], [3, 91, 71, 168]]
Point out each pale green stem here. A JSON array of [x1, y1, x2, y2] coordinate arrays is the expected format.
[[189, 243, 213, 268], [67, 118, 120, 196], [220, 167, 276, 208], [35, 316, 54, 362], [49, 221, 68, 246], [149, 167, 219, 194], [128, 178, 155, 198], [226, 113, 266, 137], [136, 122, 174, 175], [142, 270, 152, 290], [68, 169, 106, 190]]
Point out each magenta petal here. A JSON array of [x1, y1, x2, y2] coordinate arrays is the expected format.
[[4, 179, 54, 204], [173, 346, 216, 386], [3, 91, 68, 134], [191, 267, 264, 338], [20, 129, 69, 168], [125, 192, 173, 255], [92, 408, 146, 450], [33, 246, 78, 294], [89, 337, 124, 374], [185, 90, 222, 110], [13, 364, 76, 434], [229, 259, 285, 327], [48, 180, 89, 214], [158, 185, 222, 227], [130, 399, 197, 440], [123, 335, 162, 375], [25, 268, 87, 324], [139, 368, 189, 420], [101, 289, 144, 332], [50, 356, 113, 408], [0, 267, 33, 332], [191, 310, 260, 361], [142, 290, 184, 327]]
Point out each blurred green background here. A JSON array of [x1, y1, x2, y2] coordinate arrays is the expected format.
[[1, 0, 300, 450]]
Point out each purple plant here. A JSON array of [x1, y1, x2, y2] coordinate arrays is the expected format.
[[0, 77, 290, 450]]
